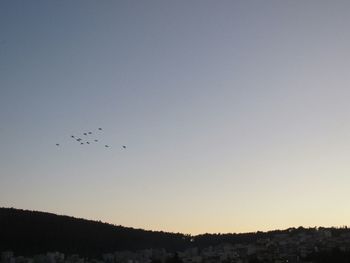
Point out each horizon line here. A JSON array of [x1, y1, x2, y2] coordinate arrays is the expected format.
[[2, 206, 348, 236]]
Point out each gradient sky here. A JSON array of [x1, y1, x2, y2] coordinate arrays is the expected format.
[[1, 0, 350, 235]]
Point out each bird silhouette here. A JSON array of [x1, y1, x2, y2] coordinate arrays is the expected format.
[[122, 145, 126, 149], [56, 127, 120, 150]]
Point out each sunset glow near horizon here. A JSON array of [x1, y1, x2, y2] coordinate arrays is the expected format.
[[2, 1, 350, 235]]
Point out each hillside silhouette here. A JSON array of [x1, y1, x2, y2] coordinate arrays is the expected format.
[[1, 207, 350, 259], [0, 208, 190, 257]]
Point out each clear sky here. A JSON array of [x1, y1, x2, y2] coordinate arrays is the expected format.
[[1, 0, 350, 235]]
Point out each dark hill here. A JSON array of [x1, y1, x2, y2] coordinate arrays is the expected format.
[[0, 207, 190, 257], [2, 207, 347, 259]]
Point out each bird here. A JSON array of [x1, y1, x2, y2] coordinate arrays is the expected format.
[[122, 145, 126, 149], [56, 127, 119, 150]]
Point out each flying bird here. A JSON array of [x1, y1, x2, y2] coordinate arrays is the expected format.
[[56, 127, 119, 150], [122, 145, 126, 149]]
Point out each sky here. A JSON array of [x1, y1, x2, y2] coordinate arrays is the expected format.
[[1, 0, 350, 235]]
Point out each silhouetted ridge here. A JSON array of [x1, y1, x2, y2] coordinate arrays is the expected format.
[[2, 207, 350, 260], [0, 208, 190, 257]]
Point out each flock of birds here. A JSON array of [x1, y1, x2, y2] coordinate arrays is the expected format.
[[56, 128, 126, 150]]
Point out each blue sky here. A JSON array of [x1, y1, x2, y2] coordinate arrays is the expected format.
[[1, 1, 350, 234]]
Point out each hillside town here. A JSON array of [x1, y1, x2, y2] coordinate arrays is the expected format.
[[2, 227, 350, 263]]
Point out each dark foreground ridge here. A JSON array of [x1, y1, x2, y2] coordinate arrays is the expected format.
[[1, 207, 350, 262], [0, 207, 189, 257]]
